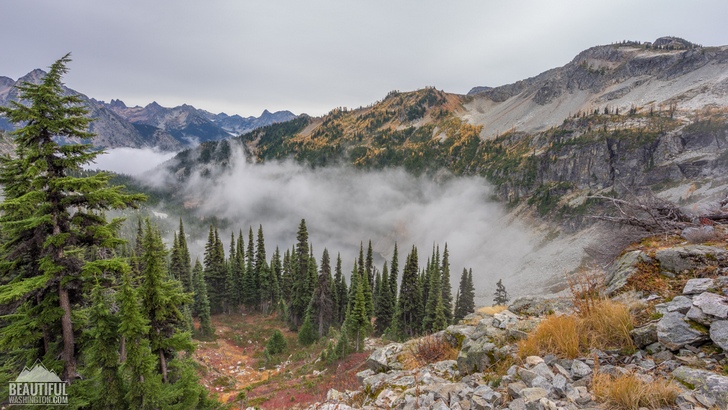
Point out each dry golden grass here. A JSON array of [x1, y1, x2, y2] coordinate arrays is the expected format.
[[592, 372, 678, 409], [518, 299, 634, 359], [477, 305, 508, 315], [581, 299, 635, 352], [518, 314, 581, 359]]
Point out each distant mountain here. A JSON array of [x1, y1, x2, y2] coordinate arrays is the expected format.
[[0, 70, 297, 151]]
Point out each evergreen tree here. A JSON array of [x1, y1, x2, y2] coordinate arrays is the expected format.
[[423, 256, 444, 333], [281, 248, 293, 304], [0, 54, 143, 381], [270, 246, 282, 312], [334, 253, 348, 325], [233, 230, 246, 311], [389, 243, 399, 303], [440, 244, 453, 325], [374, 261, 394, 335], [373, 268, 382, 311], [454, 268, 475, 322], [396, 246, 422, 337], [365, 240, 374, 288], [266, 330, 287, 355], [310, 249, 334, 338], [138, 221, 193, 383], [86, 283, 125, 408], [345, 267, 372, 351], [297, 311, 317, 346], [192, 259, 213, 336], [118, 268, 163, 409], [289, 219, 310, 328], [203, 225, 226, 314], [493, 279, 510, 306]]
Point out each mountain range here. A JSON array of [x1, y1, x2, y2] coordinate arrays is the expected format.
[[0, 70, 296, 150]]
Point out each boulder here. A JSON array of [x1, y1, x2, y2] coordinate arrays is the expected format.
[[655, 245, 728, 276], [709, 320, 728, 350], [604, 250, 652, 295], [692, 291, 728, 319], [683, 278, 715, 295], [673, 366, 728, 409], [656, 312, 709, 351]]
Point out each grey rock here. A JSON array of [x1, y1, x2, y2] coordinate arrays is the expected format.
[[570, 360, 592, 380], [507, 398, 526, 410], [430, 399, 450, 410], [686, 305, 712, 326], [667, 295, 694, 314], [710, 320, 728, 350], [532, 363, 555, 381], [428, 360, 459, 380], [655, 245, 728, 275], [520, 387, 549, 403], [604, 250, 652, 295], [597, 365, 629, 377], [444, 325, 476, 348], [518, 367, 539, 387], [552, 363, 571, 380], [673, 366, 728, 409], [630, 323, 658, 348], [693, 291, 728, 319], [653, 350, 674, 364], [470, 395, 493, 410], [683, 278, 715, 295], [473, 385, 502, 405], [656, 312, 709, 351], [508, 329, 529, 340], [529, 375, 553, 392], [457, 340, 501, 375], [508, 296, 554, 316], [366, 343, 403, 373], [356, 369, 375, 384], [551, 374, 568, 398], [493, 310, 519, 329], [524, 356, 545, 367], [638, 359, 656, 371], [508, 381, 528, 398]]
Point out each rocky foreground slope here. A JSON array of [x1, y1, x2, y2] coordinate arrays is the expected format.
[[307, 239, 728, 410]]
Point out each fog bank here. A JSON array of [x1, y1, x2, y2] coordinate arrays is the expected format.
[[86, 148, 177, 175], [140, 146, 569, 301]]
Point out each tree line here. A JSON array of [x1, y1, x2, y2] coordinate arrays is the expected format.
[[186, 219, 477, 357]]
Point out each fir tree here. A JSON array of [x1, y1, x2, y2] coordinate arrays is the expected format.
[[310, 249, 334, 338], [396, 246, 422, 337], [139, 221, 193, 383], [423, 256, 444, 333], [297, 311, 317, 346], [389, 243, 399, 303], [86, 283, 125, 408], [454, 268, 475, 321], [493, 279, 510, 306], [266, 330, 287, 355], [0, 54, 143, 381], [365, 240, 374, 288], [290, 219, 310, 328], [192, 259, 213, 337], [345, 267, 372, 351], [440, 244, 453, 324], [334, 253, 348, 325], [203, 225, 226, 313], [374, 261, 394, 335]]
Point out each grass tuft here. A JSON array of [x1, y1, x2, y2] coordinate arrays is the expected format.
[[518, 299, 634, 359], [592, 372, 678, 409]]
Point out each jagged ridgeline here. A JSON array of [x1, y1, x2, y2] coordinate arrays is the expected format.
[[165, 39, 728, 225]]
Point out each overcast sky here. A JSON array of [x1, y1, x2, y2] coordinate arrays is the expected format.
[[2, 0, 727, 117]]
